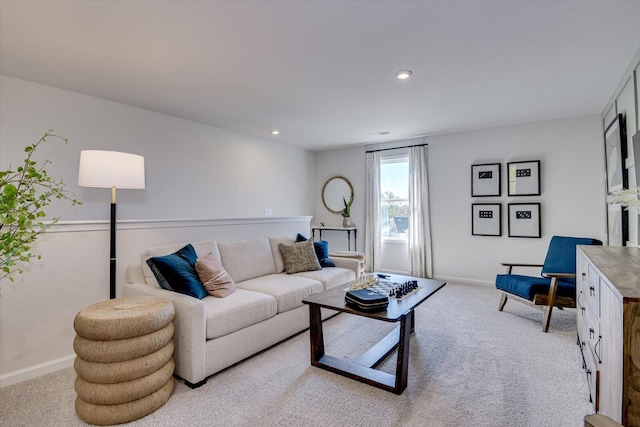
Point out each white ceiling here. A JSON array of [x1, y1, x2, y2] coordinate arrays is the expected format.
[[1, 1, 640, 151]]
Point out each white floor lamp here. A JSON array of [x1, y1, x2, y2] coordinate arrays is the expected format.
[[78, 150, 145, 299]]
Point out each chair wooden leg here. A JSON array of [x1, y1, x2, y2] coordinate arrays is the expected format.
[[498, 292, 508, 311], [542, 277, 559, 332]]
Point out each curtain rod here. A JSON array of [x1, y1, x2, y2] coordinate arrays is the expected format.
[[365, 143, 428, 153]]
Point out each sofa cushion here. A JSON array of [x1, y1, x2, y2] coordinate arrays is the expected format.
[[268, 235, 295, 273], [495, 274, 576, 301], [141, 240, 219, 287], [217, 238, 277, 283], [146, 244, 208, 299], [203, 289, 277, 339], [236, 274, 324, 313], [195, 252, 236, 298], [294, 267, 355, 291], [279, 239, 322, 274]]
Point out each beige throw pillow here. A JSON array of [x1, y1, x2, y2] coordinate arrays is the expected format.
[[195, 252, 236, 298], [279, 239, 322, 274]]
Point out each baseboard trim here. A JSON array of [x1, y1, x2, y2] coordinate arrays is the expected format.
[[433, 275, 494, 287], [0, 354, 75, 388]]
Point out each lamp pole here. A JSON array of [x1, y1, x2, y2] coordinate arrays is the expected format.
[[110, 187, 117, 299]]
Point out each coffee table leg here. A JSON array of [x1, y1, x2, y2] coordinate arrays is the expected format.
[[309, 305, 325, 364], [394, 310, 413, 393]]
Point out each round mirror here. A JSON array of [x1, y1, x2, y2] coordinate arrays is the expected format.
[[322, 176, 354, 215]]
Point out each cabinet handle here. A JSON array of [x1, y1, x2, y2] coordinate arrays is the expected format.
[[589, 286, 595, 296], [581, 272, 586, 281], [595, 337, 602, 363], [581, 307, 586, 314], [589, 327, 595, 339]]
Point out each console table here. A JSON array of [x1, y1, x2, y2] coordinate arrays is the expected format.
[[576, 246, 640, 427], [311, 225, 357, 251]]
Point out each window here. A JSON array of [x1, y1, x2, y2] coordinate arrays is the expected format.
[[380, 152, 409, 241]]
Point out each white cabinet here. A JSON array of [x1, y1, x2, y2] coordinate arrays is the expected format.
[[577, 246, 640, 426]]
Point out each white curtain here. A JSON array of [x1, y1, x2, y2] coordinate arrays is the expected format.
[[364, 151, 381, 272], [408, 145, 433, 278]]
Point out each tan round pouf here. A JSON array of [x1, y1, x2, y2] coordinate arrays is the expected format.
[[74, 341, 174, 384], [73, 296, 175, 425], [75, 377, 174, 426], [74, 296, 174, 340], [73, 323, 174, 363], [75, 358, 175, 405]]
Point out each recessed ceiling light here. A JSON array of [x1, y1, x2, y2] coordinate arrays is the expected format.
[[271, 130, 280, 135], [395, 70, 413, 80]]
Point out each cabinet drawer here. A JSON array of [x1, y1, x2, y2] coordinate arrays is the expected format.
[[584, 341, 600, 412], [585, 314, 602, 364], [586, 265, 600, 316]]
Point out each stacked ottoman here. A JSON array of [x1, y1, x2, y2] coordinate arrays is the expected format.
[[73, 296, 176, 425]]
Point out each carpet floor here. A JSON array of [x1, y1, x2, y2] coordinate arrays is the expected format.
[[0, 282, 594, 426]]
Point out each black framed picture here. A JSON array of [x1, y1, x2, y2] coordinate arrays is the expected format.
[[607, 203, 628, 246], [471, 163, 501, 197], [604, 114, 627, 194], [508, 203, 541, 238], [472, 203, 502, 236], [507, 160, 540, 196]]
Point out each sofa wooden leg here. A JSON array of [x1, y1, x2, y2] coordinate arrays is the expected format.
[[498, 293, 508, 311]]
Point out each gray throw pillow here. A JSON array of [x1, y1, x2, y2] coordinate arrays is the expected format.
[[279, 239, 322, 274]]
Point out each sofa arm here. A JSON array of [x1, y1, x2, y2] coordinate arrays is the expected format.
[[330, 251, 365, 278], [123, 283, 208, 386], [328, 256, 360, 277]]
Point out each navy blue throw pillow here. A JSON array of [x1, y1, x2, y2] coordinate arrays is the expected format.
[[295, 234, 335, 268], [313, 240, 335, 268], [146, 244, 208, 299]]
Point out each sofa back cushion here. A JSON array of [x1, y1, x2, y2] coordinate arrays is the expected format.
[[268, 235, 295, 273], [140, 240, 219, 287], [217, 237, 276, 283]]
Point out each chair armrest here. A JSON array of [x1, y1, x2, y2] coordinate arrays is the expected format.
[[500, 262, 543, 274], [501, 263, 544, 268], [542, 272, 576, 279], [122, 282, 207, 385]]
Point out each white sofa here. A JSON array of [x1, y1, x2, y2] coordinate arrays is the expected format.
[[123, 235, 359, 387]]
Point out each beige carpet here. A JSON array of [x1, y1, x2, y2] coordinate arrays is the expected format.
[[0, 282, 593, 426]]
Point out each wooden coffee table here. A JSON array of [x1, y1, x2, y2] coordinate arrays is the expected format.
[[302, 274, 446, 394]]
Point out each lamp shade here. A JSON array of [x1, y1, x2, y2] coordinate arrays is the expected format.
[[78, 150, 145, 189]]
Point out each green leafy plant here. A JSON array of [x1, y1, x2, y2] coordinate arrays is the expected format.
[[1, 131, 81, 282], [342, 196, 352, 217]]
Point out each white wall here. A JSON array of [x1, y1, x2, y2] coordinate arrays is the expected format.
[[315, 116, 606, 284], [0, 76, 316, 384], [0, 75, 315, 221]]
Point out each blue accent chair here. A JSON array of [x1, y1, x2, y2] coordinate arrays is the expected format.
[[495, 236, 602, 332]]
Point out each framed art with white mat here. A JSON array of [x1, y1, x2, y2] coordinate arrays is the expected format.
[[604, 114, 627, 194], [471, 203, 502, 236], [508, 203, 541, 238], [607, 203, 628, 246], [471, 163, 501, 197], [507, 160, 540, 196]]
